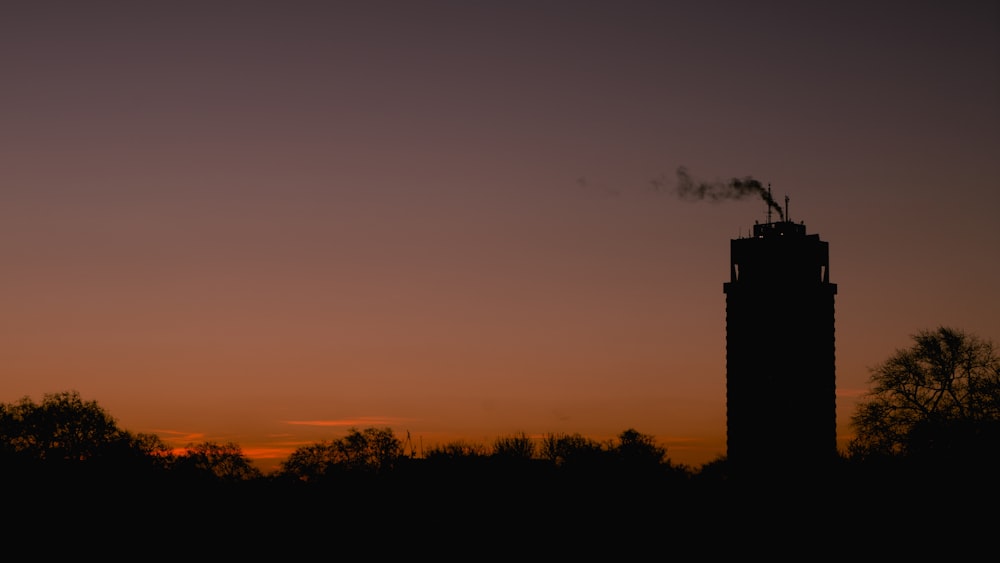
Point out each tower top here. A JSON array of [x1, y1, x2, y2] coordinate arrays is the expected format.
[[743, 192, 807, 239], [751, 220, 807, 238]]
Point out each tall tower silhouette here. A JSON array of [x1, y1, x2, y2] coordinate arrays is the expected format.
[[723, 200, 837, 474]]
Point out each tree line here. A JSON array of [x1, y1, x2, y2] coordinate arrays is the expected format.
[[0, 390, 684, 484], [2, 326, 998, 492]]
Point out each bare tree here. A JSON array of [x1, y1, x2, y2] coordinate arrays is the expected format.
[[849, 327, 1000, 460], [279, 427, 403, 481], [539, 432, 606, 467], [491, 432, 535, 460], [424, 440, 488, 460], [175, 441, 262, 482]]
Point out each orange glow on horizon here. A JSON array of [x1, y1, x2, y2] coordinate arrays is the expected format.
[[151, 430, 206, 443], [283, 417, 412, 427]]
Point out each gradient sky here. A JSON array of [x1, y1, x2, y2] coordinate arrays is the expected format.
[[3, 1, 998, 471]]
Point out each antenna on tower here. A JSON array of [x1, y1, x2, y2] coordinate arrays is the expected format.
[[766, 184, 772, 224], [785, 195, 790, 222]]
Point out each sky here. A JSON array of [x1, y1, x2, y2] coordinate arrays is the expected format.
[[2, 1, 998, 472]]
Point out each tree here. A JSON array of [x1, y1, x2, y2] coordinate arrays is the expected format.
[[0, 391, 137, 464], [281, 440, 340, 482], [422, 440, 489, 478], [279, 427, 404, 481], [424, 440, 488, 461], [849, 327, 1000, 461], [612, 428, 668, 469], [491, 432, 535, 461], [336, 427, 403, 474], [174, 441, 262, 482], [539, 432, 606, 467]]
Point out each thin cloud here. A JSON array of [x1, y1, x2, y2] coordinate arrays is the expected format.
[[283, 416, 412, 427]]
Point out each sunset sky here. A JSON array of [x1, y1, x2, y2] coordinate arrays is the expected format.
[[3, 1, 998, 471]]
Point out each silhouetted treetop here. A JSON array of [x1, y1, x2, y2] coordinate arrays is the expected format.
[[424, 440, 488, 461], [849, 326, 1000, 461], [614, 428, 669, 468], [491, 431, 535, 461], [0, 391, 145, 464], [540, 432, 605, 467], [279, 427, 404, 482], [173, 441, 262, 482]]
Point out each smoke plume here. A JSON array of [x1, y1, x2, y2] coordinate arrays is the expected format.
[[668, 166, 784, 221]]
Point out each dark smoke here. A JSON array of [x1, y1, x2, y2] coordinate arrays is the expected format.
[[668, 166, 784, 221]]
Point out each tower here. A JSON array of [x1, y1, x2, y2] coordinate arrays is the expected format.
[[723, 202, 837, 474]]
